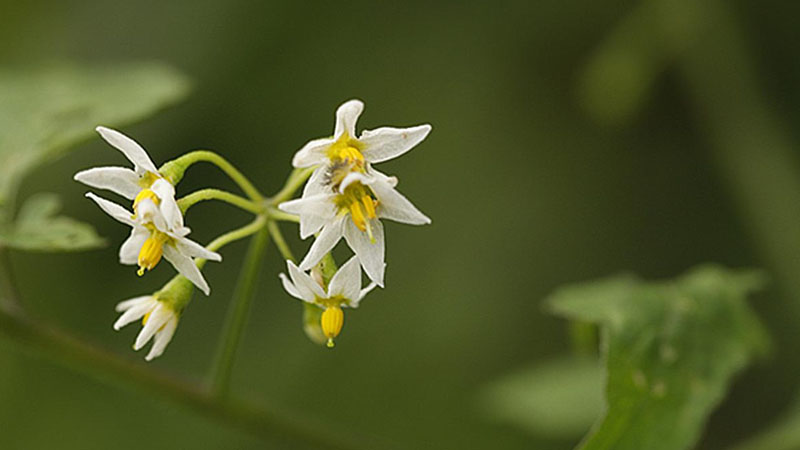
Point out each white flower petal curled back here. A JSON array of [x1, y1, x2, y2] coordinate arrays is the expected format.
[[280, 169, 429, 286], [84, 192, 221, 295], [114, 296, 180, 361], [278, 256, 375, 308], [74, 126, 183, 230], [291, 99, 432, 168]]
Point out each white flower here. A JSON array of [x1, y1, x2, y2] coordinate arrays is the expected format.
[[279, 169, 429, 286], [113, 295, 179, 361], [291, 99, 431, 170], [74, 126, 183, 230], [279, 256, 377, 347], [85, 192, 221, 295]]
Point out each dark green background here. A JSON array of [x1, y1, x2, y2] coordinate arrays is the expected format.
[[1, 1, 799, 449]]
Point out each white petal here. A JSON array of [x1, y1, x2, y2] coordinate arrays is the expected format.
[[343, 219, 385, 287], [173, 236, 222, 262], [351, 282, 379, 308], [292, 137, 334, 168], [137, 198, 168, 231], [134, 303, 172, 350], [327, 255, 361, 301], [360, 124, 431, 163], [119, 227, 149, 265], [85, 193, 135, 226], [369, 178, 431, 225], [279, 193, 338, 239], [279, 273, 306, 301], [114, 299, 155, 330], [145, 316, 178, 361], [151, 178, 183, 229], [74, 167, 141, 199], [334, 99, 364, 139], [163, 244, 210, 295], [302, 166, 330, 197], [287, 260, 326, 301], [339, 171, 370, 193], [96, 126, 159, 175], [298, 218, 345, 271], [115, 295, 154, 312]]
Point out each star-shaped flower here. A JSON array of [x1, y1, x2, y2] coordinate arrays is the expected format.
[[85, 192, 221, 295], [113, 295, 179, 361], [279, 169, 429, 286], [74, 126, 183, 230], [279, 256, 377, 347], [291, 99, 431, 172]]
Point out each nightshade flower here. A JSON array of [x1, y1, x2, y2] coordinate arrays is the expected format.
[[85, 192, 220, 295], [114, 295, 179, 361], [279, 256, 377, 347], [279, 169, 429, 286], [74, 126, 183, 230], [291, 99, 431, 173]]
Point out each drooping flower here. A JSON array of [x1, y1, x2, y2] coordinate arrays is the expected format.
[[74, 126, 183, 230], [279, 256, 377, 348], [279, 169, 429, 286], [291, 99, 432, 172], [113, 295, 180, 361], [85, 192, 220, 295]]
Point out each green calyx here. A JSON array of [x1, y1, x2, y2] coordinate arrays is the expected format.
[[154, 275, 195, 312]]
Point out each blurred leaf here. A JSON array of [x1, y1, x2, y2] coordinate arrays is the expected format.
[[0, 194, 105, 252], [0, 62, 190, 207], [729, 393, 800, 450], [547, 265, 769, 450], [479, 356, 604, 438]]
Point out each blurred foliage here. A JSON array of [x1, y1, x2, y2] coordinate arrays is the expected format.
[[547, 266, 768, 450], [0, 193, 105, 251], [0, 0, 799, 449], [479, 356, 603, 438]]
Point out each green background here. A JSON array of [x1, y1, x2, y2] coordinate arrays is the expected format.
[[1, 1, 799, 449]]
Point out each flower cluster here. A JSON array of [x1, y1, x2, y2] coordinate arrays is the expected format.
[[73, 99, 430, 359], [75, 127, 221, 358], [279, 99, 431, 347]]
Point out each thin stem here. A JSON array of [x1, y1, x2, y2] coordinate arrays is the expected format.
[[210, 224, 271, 398], [267, 220, 296, 262], [178, 188, 263, 215], [0, 307, 372, 450], [163, 150, 264, 202], [266, 207, 300, 223], [269, 167, 316, 205], [197, 216, 267, 270]]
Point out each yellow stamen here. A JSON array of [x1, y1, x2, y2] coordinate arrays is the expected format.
[[321, 306, 344, 349], [133, 188, 160, 211], [142, 311, 151, 326], [137, 233, 167, 275], [361, 194, 376, 219], [349, 201, 367, 232]]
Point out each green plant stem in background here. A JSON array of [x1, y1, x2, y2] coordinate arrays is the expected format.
[[0, 302, 368, 450], [267, 220, 295, 262], [178, 188, 263, 215], [210, 224, 271, 398], [269, 167, 315, 205], [162, 150, 264, 202], [265, 207, 299, 223]]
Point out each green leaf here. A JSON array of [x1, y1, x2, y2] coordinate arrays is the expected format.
[[0, 194, 105, 252], [478, 356, 604, 438], [546, 265, 769, 450], [0, 62, 191, 207]]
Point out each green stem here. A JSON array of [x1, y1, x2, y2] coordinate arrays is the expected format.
[[162, 150, 264, 202], [266, 207, 300, 223], [267, 221, 295, 262], [269, 167, 316, 205], [178, 188, 263, 215], [0, 307, 370, 450], [210, 224, 271, 398]]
